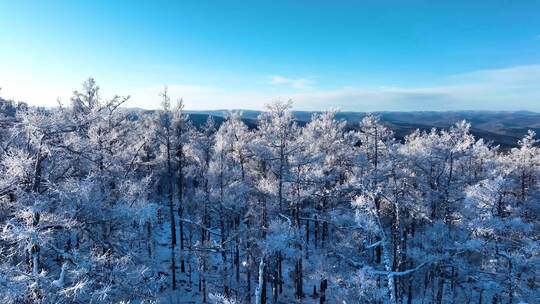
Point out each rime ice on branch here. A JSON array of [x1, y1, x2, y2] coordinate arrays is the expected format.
[[0, 80, 538, 303]]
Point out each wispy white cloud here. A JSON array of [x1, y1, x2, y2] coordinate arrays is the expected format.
[[119, 65, 540, 111], [268, 75, 312, 89], [285, 65, 540, 111], [3, 65, 540, 112], [447, 64, 540, 85]]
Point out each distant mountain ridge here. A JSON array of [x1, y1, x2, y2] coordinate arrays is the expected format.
[[185, 109, 540, 148], [2, 96, 538, 148]]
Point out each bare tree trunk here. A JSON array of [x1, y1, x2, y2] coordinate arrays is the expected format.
[[314, 215, 319, 248], [202, 267, 207, 303], [436, 275, 445, 304], [235, 216, 240, 284], [261, 196, 268, 239], [146, 220, 153, 258], [32, 143, 45, 192], [294, 257, 304, 299], [247, 259, 252, 303], [166, 131, 177, 290], [29, 143, 45, 277], [256, 257, 266, 304], [177, 116, 187, 274], [278, 143, 284, 212], [320, 279, 327, 304], [187, 223, 193, 285], [272, 253, 279, 303], [219, 152, 230, 296], [508, 262, 513, 304], [322, 222, 328, 248], [305, 218, 310, 259], [278, 251, 283, 294]]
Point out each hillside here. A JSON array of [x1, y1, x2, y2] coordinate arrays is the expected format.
[[187, 109, 540, 148]]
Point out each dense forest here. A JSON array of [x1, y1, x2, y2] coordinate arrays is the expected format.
[[0, 79, 538, 303]]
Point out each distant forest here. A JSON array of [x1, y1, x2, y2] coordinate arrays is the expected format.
[[148, 107, 540, 150]]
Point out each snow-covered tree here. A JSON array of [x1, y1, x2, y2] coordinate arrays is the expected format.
[[1, 83, 539, 304]]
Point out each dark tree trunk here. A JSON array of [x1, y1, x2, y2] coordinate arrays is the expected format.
[[320, 279, 327, 304], [166, 133, 177, 290], [436, 276, 445, 304]]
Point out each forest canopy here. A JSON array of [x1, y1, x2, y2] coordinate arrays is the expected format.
[[0, 79, 539, 303]]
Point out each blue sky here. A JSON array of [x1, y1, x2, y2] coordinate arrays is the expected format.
[[1, 0, 540, 111]]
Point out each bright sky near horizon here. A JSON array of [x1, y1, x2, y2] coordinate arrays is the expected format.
[[1, 0, 540, 111]]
